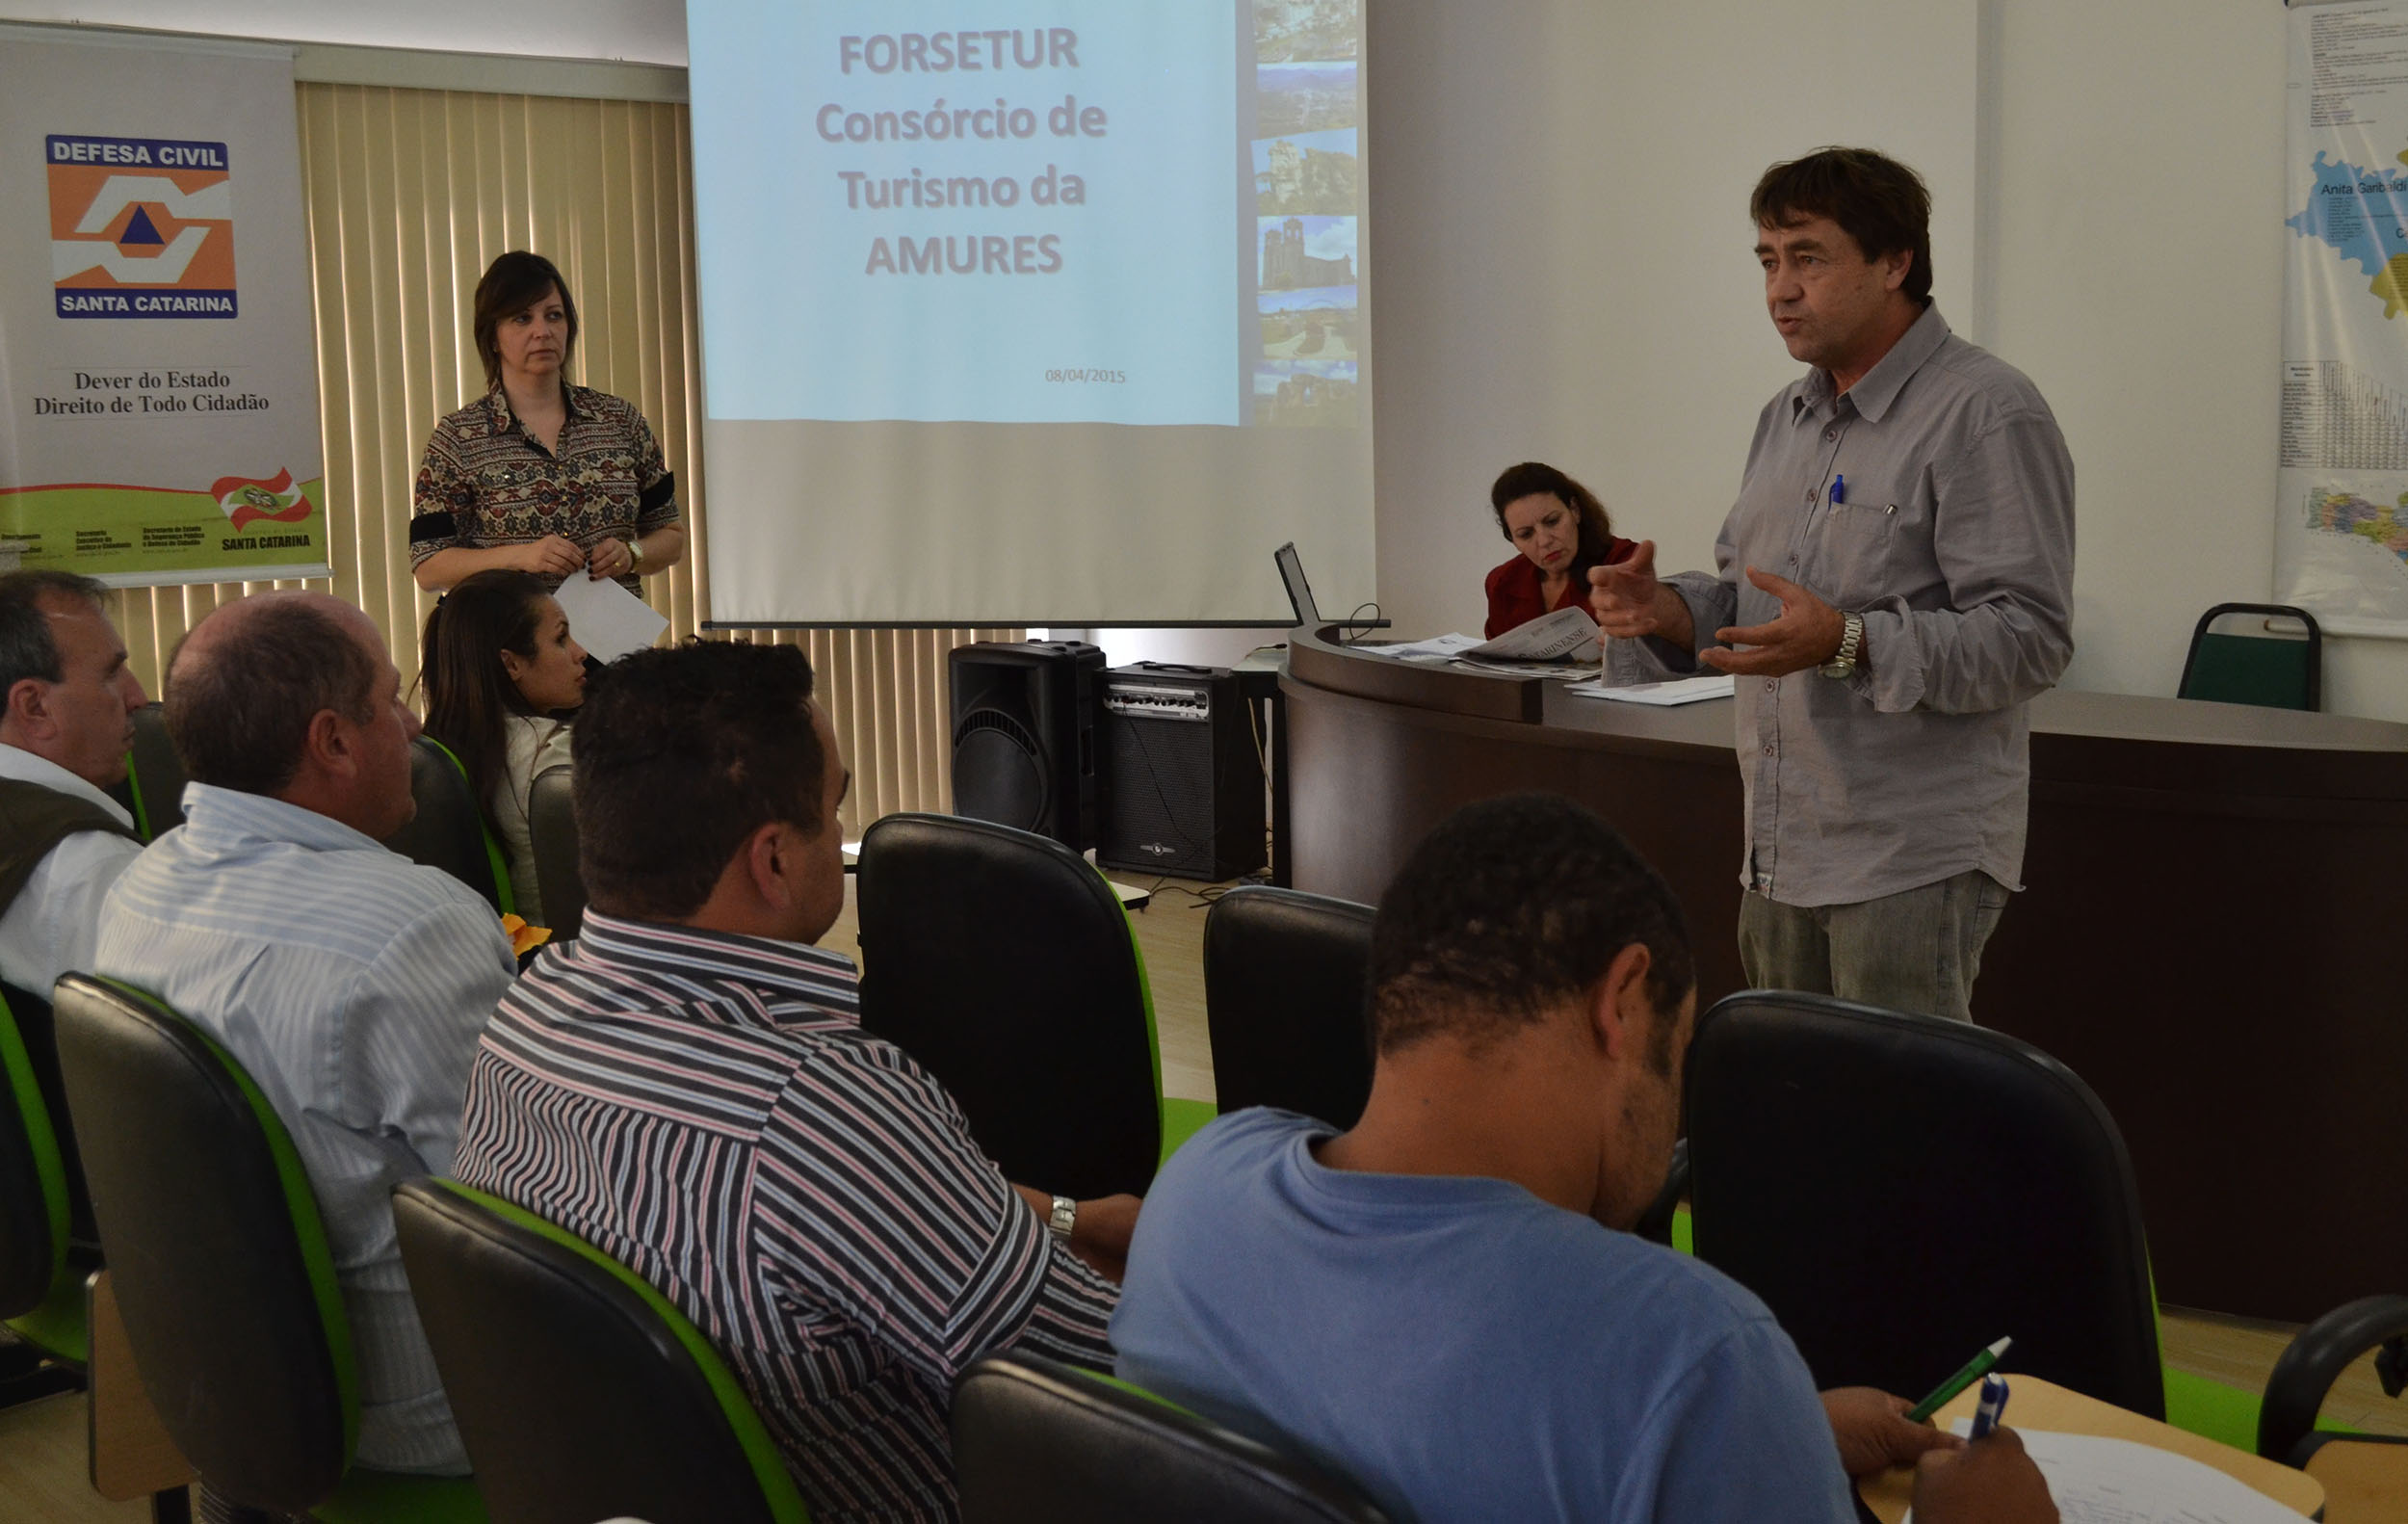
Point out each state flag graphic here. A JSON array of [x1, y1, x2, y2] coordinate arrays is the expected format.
[[48, 135, 238, 319], [211, 468, 309, 531]]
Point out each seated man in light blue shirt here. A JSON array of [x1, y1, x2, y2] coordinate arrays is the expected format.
[[1111, 793, 2056, 1524], [96, 591, 516, 1481]]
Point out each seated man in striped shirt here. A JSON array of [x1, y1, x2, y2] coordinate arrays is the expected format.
[[455, 640, 1138, 1523], [96, 591, 519, 1489]]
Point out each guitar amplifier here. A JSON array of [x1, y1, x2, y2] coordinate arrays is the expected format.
[[1096, 663, 1266, 881]]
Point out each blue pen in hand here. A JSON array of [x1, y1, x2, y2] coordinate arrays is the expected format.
[[1969, 1372, 2010, 1440]]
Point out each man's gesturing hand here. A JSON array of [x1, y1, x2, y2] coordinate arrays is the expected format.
[[1588, 540, 1695, 651], [1699, 566, 1850, 678]]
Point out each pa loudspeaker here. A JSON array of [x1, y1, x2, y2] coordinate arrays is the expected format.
[[949, 641, 1104, 851], [1096, 663, 1266, 882]]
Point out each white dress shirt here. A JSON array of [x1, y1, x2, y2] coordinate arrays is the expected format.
[[96, 783, 516, 1475], [0, 743, 142, 1000]]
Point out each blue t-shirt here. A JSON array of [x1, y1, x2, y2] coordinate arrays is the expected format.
[[1111, 1109, 1856, 1523]]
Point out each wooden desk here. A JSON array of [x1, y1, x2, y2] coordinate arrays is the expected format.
[[1282, 626, 2408, 1321], [2304, 1439, 2408, 1524], [1857, 1376, 2322, 1521]]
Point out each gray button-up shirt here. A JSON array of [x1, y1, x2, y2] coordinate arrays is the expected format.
[[1619, 304, 2074, 907]]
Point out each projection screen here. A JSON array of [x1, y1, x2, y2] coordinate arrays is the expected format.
[[687, 0, 1374, 625]]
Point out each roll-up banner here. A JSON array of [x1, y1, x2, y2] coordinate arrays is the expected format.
[[0, 26, 329, 586]]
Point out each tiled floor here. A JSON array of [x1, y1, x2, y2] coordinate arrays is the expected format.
[[6, 873, 2402, 1519]]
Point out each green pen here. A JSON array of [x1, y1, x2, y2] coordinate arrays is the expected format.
[[1906, 1336, 2013, 1424]]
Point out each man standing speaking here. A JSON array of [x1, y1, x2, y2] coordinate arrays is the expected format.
[[1593, 147, 2074, 1023]]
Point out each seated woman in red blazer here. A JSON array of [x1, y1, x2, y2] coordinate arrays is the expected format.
[[1483, 460, 1638, 639]]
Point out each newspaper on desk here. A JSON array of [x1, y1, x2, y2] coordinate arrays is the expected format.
[[1372, 607, 1603, 674]]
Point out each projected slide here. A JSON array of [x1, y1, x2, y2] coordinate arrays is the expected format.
[[691, 0, 1363, 429], [691, 0, 1371, 627]]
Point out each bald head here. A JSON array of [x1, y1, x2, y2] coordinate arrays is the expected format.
[[168, 591, 387, 798]]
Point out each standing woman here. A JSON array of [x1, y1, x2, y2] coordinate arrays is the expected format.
[[420, 570, 588, 927], [410, 250, 686, 592], [1483, 461, 1637, 639]]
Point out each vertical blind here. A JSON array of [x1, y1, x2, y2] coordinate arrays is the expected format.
[[99, 82, 1008, 840]]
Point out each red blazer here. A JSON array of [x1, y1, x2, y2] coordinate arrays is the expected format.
[[1483, 538, 1637, 640]]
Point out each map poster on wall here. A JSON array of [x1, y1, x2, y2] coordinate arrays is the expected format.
[[0, 28, 328, 586]]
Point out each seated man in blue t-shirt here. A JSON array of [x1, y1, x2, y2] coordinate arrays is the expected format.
[[1112, 793, 2056, 1523]]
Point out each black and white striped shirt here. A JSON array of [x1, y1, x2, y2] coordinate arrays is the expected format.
[[454, 912, 1119, 1522]]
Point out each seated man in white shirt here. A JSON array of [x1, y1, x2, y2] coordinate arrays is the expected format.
[[0, 569, 148, 1000], [0, 570, 149, 1253], [96, 591, 516, 1497]]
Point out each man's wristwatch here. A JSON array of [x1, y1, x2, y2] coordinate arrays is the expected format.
[[1819, 612, 1865, 679], [1047, 1195, 1077, 1241]]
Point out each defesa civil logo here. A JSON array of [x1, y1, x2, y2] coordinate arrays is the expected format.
[[48, 135, 237, 320]]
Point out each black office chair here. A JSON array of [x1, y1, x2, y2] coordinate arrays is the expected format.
[[392, 1177, 805, 1524], [855, 813, 1162, 1199], [2177, 603, 2322, 711], [385, 736, 513, 915], [1203, 886, 1375, 1130], [106, 700, 185, 839], [51, 975, 484, 1521], [952, 1353, 1389, 1524], [524, 764, 583, 939], [1685, 990, 2164, 1417], [0, 983, 85, 1403], [2258, 1293, 2408, 1466]]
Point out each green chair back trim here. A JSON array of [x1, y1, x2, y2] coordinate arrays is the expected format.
[[432, 1180, 808, 1524], [1085, 1367, 1195, 1415], [417, 736, 518, 919], [0, 987, 67, 1294], [5, 1262, 88, 1366], [311, 1468, 489, 1524], [121, 750, 153, 841], [1103, 881, 1217, 1168], [97, 977, 362, 1463], [1159, 1098, 1217, 1167]]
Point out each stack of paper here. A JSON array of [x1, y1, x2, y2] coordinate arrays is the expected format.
[[1370, 632, 1482, 663], [1566, 673, 1736, 706]]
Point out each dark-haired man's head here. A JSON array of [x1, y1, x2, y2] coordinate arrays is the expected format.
[[167, 591, 419, 838], [1356, 793, 1696, 1228], [0, 570, 145, 788], [573, 640, 851, 943], [1750, 146, 1930, 386]]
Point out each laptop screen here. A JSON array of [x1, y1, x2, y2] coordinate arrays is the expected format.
[[1274, 542, 1321, 627]]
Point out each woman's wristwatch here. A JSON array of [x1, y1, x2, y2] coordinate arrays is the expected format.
[[626, 536, 644, 569]]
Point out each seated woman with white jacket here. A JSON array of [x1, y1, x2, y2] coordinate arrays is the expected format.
[[419, 569, 588, 927]]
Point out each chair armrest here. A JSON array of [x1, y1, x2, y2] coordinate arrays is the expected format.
[[2259, 1293, 2408, 1465]]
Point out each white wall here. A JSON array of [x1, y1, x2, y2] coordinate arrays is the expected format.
[[1368, 0, 1976, 648], [0, 1, 687, 63], [1369, 0, 2408, 721]]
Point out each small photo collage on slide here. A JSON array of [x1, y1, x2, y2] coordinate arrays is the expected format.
[[1251, 0, 1358, 426]]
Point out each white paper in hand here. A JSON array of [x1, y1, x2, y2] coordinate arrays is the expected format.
[[550, 571, 669, 665]]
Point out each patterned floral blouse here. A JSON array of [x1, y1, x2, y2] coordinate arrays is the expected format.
[[409, 384, 678, 591]]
